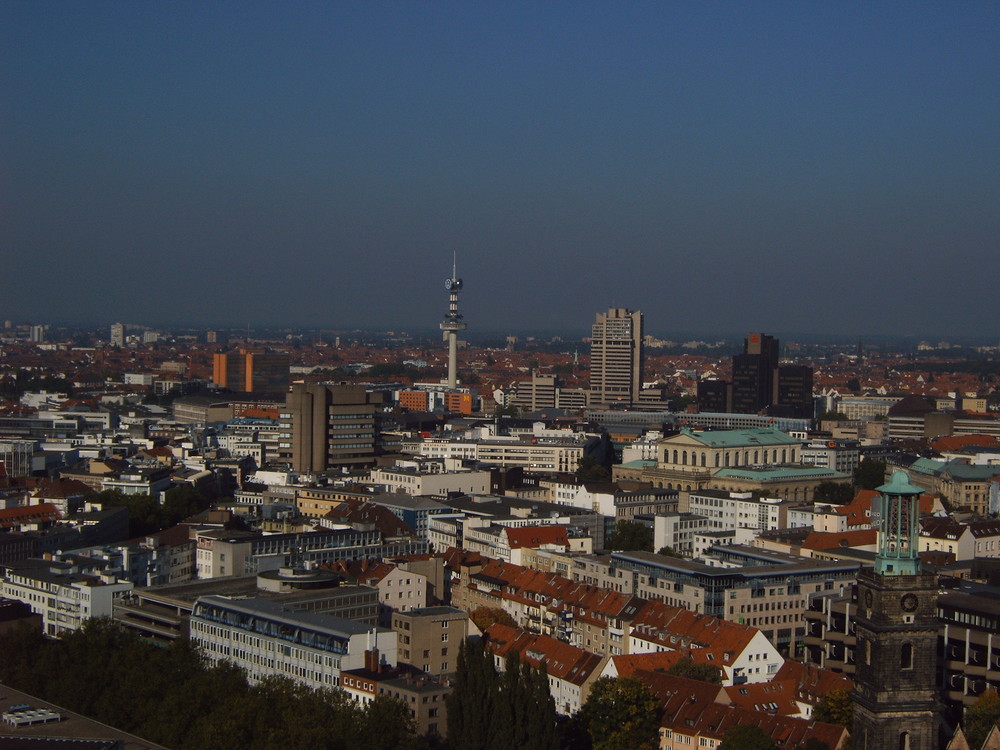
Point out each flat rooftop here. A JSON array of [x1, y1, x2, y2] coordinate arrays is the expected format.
[[131, 575, 376, 610], [0, 684, 168, 749]]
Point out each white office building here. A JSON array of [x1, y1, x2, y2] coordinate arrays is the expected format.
[[1, 559, 133, 637], [190, 595, 395, 690]]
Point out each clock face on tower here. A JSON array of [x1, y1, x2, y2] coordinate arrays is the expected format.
[[901, 593, 919, 612]]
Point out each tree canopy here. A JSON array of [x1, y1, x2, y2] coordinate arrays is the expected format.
[[580, 676, 660, 750], [965, 689, 1000, 750], [0, 619, 421, 750], [605, 521, 653, 553], [664, 657, 722, 684], [83, 486, 213, 537], [469, 606, 517, 633], [853, 458, 887, 491], [577, 455, 612, 483], [812, 687, 853, 729], [813, 481, 853, 505], [447, 638, 557, 750]]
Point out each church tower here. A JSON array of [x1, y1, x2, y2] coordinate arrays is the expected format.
[[852, 471, 939, 750]]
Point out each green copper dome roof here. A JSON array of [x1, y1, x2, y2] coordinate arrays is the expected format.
[[875, 470, 923, 497]]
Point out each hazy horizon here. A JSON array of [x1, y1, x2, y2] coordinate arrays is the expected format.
[[4, 3, 998, 337]]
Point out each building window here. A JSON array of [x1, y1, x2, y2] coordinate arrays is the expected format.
[[901, 642, 913, 670]]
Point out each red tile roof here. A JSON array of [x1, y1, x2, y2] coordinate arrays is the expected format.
[[630, 600, 758, 666], [505, 524, 569, 549], [802, 528, 878, 551], [0, 503, 61, 528], [932, 434, 1000, 452], [484, 624, 603, 685]]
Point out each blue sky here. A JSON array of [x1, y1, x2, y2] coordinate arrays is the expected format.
[[3, 2, 998, 337]]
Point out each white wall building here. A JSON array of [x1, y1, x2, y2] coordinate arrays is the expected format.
[[369, 466, 490, 497], [687, 490, 786, 533], [1, 560, 132, 637], [191, 595, 394, 690]]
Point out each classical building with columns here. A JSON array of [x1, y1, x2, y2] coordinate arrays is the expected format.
[[640, 427, 803, 491]]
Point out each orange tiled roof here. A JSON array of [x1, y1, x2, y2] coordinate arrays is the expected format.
[[801, 528, 878, 551], [773, 660, 853, 703], [725, 679, 799, 715], [505, 524, 569, 549], [484, 623, 603, 685], [630, 600, 758, 665], [0, 502, 61, 527], [932, 434, 1000, 452]]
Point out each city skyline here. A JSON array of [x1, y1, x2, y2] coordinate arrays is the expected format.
[[3, 3, 999, 337]]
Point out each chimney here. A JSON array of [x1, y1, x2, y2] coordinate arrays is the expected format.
[[364, 648, 381, 674]]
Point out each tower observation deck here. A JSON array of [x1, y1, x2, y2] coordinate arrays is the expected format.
[[440, 256, 466, 389]]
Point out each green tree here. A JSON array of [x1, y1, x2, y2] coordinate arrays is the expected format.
[[470, 606, 518, 633], [813, 686, 853, 729], [669, 393, 696, 412], [362, 695, 421, 750], [853, 458, 887, 491], [580, 676, 659, 750], [656, 545, 684, 558], [813, 482, 853, 505], [965, 689, 1000, 750], [605, 521, 653, 553], [718, 724, 777, 750], [845, 378, 861, 392], [664, 656, 722, 684], [0, 616, 407, 750], [577, 456, 612, 483], [449, 638, 557, 750], [448, 638, 500, 750], [523, 661, 559, 750]]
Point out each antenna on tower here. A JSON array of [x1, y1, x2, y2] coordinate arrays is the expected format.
[[441, 254, 467, 390]]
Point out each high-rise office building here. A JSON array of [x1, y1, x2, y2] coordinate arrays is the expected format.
[[698, 333, 813, 419], [590, 307, 643, 407], [279, 383, 385, 473], [774, 364, 814, 419], [212, 349, 289, 393], [110, 323, 125, 347], [731, 333, 779, 414]]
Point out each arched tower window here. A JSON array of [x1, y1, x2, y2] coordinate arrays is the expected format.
[[901, 642, 913, 669], [899, 731, 910, 750], [682, 450, 687, 465]]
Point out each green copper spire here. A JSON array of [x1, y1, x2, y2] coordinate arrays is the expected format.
[[873, 470, 924, 575]]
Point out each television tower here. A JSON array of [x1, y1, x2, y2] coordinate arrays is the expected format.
[[440, 254, 466, 389]]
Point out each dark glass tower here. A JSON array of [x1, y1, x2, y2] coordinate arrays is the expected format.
[[731, 333, 779, 414]]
